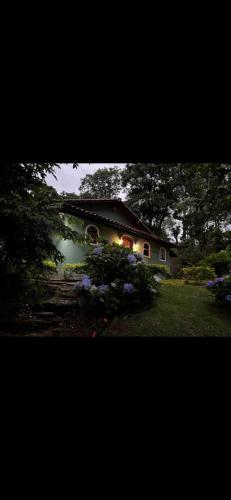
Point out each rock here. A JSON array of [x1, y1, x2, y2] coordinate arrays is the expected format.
[[34, 312, 56, 318], [40, 297, 80, 313]]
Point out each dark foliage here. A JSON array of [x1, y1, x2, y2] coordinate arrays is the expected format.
[[0, 163, 81, 315]]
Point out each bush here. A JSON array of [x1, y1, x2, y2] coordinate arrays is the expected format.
[[42, 260, 57, 277], [74, 243, 160, 316], [206, 276, 231, 306], [0, 264, 49, 318], [146, 264, 172, 279], [181, 266, 216, 282], [199, 250, 231, 277], [63, 262, 86, 280]]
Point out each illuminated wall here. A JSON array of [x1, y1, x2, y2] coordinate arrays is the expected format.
[[52, 215, 170, 268]]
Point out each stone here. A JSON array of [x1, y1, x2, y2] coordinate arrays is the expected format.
[[34, 311, 56, 318]]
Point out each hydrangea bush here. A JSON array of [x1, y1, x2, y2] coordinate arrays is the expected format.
[[74, 243, 160, 315], [206, 276, 231, 306]]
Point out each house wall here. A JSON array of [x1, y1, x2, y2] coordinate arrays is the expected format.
[[53, 215, 170, 268]]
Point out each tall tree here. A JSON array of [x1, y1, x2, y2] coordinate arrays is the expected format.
[[122, 163, 181, 237], [79, 167, 122, 199], [174, 163, 231, 249], [122, 163, 231, 256]]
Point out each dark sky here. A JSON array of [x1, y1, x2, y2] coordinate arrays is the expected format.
[[46, 163, 125, 194]]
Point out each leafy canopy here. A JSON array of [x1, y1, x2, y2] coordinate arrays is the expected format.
[[79, 166, 122, 199]]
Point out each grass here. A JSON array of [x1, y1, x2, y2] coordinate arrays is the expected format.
[[106, 280, 231, 337]]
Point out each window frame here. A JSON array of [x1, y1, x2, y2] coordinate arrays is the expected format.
[[159, 246, 167, 262], [143, 241, 151, 258], [85, 224, 100, 246], [121, 234, 134, 249]]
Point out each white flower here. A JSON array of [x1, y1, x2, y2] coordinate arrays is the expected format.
[[151, 288, 157, 294], [111, 282, 117, 288], [90, 285, 98, 295], [154, 275, 161, 283]]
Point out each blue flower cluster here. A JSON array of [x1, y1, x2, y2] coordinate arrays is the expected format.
[[93, 247, 103, 256], [207, 276, 231, 306], [123, 283, 134, 294], [127, 254, 137, 264], [75, 278, 110, 295], [207, 277, 224, 287], [75, 275, 92, 290]]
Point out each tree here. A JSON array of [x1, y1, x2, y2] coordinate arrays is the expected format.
[[0, 163, 82, 313], [122, 163, 231, 261], [79, 167, 122, 199], [59, 191, 80, 199], [174, 163, 231, 250], [122, 163, 181, 237]]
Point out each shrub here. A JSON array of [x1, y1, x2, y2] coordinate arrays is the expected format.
[[199, 250, 231, 277], [206, 276, 231, 306], [0, 264, 49, 317], [181, 266, 216, 282], [146, 264, 172, 279], [74, 243, 160, 315], [42, 260, 57, 274], [63, 262, 87, 280]]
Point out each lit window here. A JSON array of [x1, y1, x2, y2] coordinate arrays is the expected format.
[[159, 247, 166, 262], [143, 242, 151, 258], [86, 225, 99, 245], [122, 236, 134, 249]]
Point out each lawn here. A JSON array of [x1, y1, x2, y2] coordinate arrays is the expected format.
[[106, 280, 231, 337]]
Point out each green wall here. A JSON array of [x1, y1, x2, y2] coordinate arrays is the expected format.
[[53, 215, 170, 268]]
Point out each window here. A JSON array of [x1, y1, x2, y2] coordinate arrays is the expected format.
[[159, 247, 166, 262], [122, 235, 134, 249], [86, 225, 99, 245], [143, 242, 151, 258]]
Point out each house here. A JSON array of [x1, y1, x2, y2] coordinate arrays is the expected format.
[[53, 199, 177, 269]]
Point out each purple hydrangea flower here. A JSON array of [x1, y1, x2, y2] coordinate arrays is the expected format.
[[207, 281, 215, 287], [127, 254, 137, 264], [225, 295, 231, 302], [123, 283, 134, 294], [98, 284, 109, 294], [92, 247, 103, 256], [215, 277, 224, 283], [81, 276, 92, 290]]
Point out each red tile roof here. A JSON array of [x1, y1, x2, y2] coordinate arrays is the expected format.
[[61, 198, 153, 235], [62, 201, 177, 248]]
